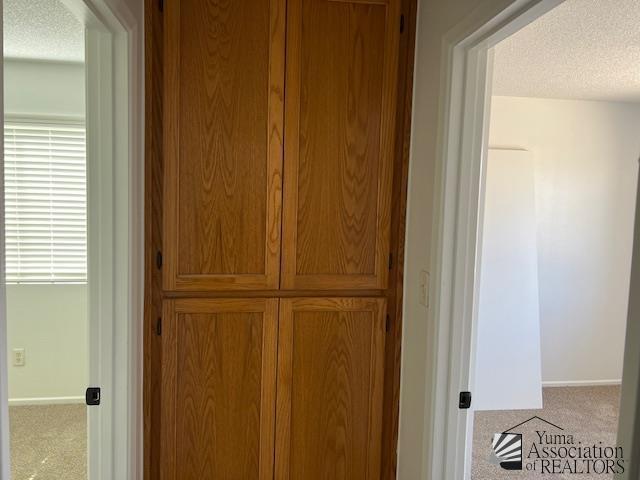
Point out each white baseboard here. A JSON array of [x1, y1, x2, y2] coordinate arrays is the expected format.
[[8, 396, 85, 406], [542, 379, 622, 388]]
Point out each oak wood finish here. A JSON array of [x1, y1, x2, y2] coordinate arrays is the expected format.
[[163, 0, 285, 291], [282, 0, 401, 290], [144, 0, 163, 476], [381, 0, 417, 477], [163, 289, 385, 299], [275, 297, 386, 479], [147, 0, 417, 478], [161, 298, 278, 480]]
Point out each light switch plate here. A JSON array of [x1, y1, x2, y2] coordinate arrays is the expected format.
[[419, 270, 429, 307], [13, 348, 25, 367]]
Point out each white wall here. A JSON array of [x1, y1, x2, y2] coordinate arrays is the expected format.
[[488, 96, 640, 385], [4, 58, 87, 402], [398, 1, 516, 477], [4, 59, 85, 118], [6, 285, 88, 400]]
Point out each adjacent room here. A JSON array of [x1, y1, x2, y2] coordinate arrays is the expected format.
[[3, 1, 88, 478], [470, 0, 640, 477]]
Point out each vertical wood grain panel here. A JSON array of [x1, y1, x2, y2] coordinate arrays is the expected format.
[[144, 0, 163, 477], [282, 0, 401, 290], [275, 297, 386, 479], [161, 299, 278, 480], [150, 0, 417, 478], [164, 0, 285, 291], [161, 301, 177, 480], [381, 0, 417, 476]]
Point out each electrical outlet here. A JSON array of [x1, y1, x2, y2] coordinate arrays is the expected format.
[[419, 270, 430, 308], [13, 348, 25, 367]]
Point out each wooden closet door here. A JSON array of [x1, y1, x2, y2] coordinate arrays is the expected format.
[[161, 298, 278, 480], [163, 0, 285, 291], [275, 298, 386, 479], [282, 0, 401, 290]]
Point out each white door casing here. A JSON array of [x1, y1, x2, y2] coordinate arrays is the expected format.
[[79, 0, 144, 478]]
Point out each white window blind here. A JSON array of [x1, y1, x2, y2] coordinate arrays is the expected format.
[[4, 120, 87, 284]]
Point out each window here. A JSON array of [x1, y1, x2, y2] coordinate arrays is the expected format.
[[4, 119, 87, 283]]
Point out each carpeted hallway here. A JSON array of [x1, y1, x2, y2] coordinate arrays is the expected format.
[[472, 386, 621, 479], [6, 388, 619, 479], [10, 404, 87, 480]]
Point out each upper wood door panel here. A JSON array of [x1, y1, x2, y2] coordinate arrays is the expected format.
[[275, 297, 386, 479], [282, 0, 401, 290], [161, 298, 278, 480], [163, 0, 285, 291]]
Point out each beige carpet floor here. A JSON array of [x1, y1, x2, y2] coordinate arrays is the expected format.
[[6, 388, 620, 479], [10, 404, 87, 480], [472, 386, 621, 479]]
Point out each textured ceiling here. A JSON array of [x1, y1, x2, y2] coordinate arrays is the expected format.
[[493, 0, 640, 102], [3, 0, 84, 62]]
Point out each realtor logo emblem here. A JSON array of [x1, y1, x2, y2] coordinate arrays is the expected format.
[[488, 416, 625, 475], [490, 432, 523, 470]]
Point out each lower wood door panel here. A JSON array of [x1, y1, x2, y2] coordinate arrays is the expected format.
[[275, 297, 386, 480], [161, 298, 278, 480]]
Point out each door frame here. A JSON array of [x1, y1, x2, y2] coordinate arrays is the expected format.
[[79, 1, 144, 478], [399, 0, 560, 478], [0, 0, 143, 478]]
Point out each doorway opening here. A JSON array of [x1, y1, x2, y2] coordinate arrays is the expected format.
[[411, 0, 640, 478], [0, 0, 143, 478], [471, 3, 640, 475], [470, 1, 640, 477], [3, 1, 88, 477]]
